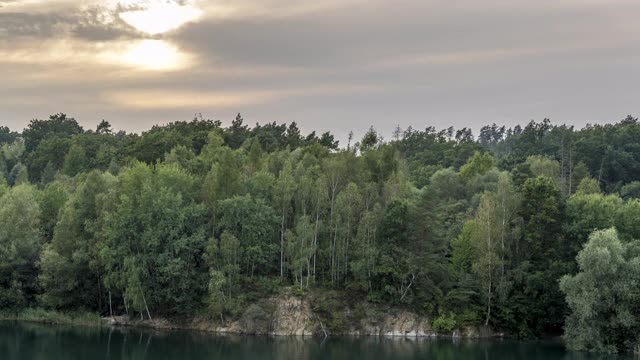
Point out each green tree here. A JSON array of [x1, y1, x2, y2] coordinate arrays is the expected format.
[[519, 176, 564, 263], [39, 161, 57, 185], [512, 176, 567, 335], [96, 120, 112, 134], [247, 137, 264, 174], [274, 161, 295, 280], [560, 228, 640, 354], [575, 177, 601, 195], [205, 269, 226, 321], [471, 192, 501, 326], [62, 144, 88, 176], [286, 216, 315, 289], [22, 113, 83, 153], [202, 147, 242, 235], [525, 155, 560, 181], [333, 183, 362, 284], [410, 187, 449, 307], [8, 163, 28, 186], [39, 171, 114, 309], [360, 126, 380, 152], [0, 185, 42, 308], [374, 200, 418, 304], [351, 200, 381, 293], [100, 163, 208, 316], [459, 151, 495, 180], [224, 113, 250, 149], [615, 199, 640, 241], [446, 220, 480, 315], [25, 136, 71, 182], [0, 126, 18, 146], [451, 221, 476, 280], [36, 181, 69, 242], [164, 145, 195, 171], [217, 195, 279, 277], [565, 193, 622, 257], [494, 173, 520, 292], [130, 119, 219, 164], [246, 171, 275, 202], [205, 231, 241, 298], [620, 181, 640, 200]]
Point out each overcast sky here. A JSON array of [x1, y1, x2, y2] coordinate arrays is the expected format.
[[1, 0, 639, 142]]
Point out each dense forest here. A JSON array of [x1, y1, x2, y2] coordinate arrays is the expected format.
[[1, 113, 640, 353]]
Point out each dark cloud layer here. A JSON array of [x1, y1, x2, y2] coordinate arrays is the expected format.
[[0, 6, 139, 40], [1, 0, 639, 142]]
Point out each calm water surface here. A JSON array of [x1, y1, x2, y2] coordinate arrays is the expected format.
[[0, 321, 634, 360]]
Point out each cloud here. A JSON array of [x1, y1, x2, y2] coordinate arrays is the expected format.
[[104, 83, 381, 109], [0, 0, 639, 142], [0, 37, 193, 72], [194, 0, 366, 21], [0, 6, 137, 40], [0, 0, 20, 7], [0, 0, 206, 40], [105, 89, 279, 109]]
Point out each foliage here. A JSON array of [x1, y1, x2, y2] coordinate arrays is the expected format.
[[100, 163, 209, 315], [22, 113, 83, 153], [432, 312, 457, 333], [39, 171, 114, 309], [560, 228, 640, 353], [0, 308, 102, 327], [0, 113, 639, 352], [459, 151, 495, 180], [575, 178, 601, 195], [0, 185, 42, 308], [525, 155, 560, 181]]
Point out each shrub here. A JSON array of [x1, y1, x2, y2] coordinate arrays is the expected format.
[[1, 308, 102, 327], [432, 312, 457, 333]]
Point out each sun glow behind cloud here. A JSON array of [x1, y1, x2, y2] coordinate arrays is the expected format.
[[2, 38, 190, 72], [101, 39, 190, 70], [108, 1, 202, 70], [0, 0, 202, 71], [117, 0, 203, 35]]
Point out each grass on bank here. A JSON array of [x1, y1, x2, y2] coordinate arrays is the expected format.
[[0, 308, 102, 327]]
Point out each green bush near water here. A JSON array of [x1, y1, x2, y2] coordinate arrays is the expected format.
[[0, 308, 102, 327], [432, 312, 457, 333]]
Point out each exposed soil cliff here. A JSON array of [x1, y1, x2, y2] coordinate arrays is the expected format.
[[104, 293, 493, 338]]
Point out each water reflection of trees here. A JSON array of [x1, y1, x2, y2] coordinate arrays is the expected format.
[[0, 322, 632, 360]]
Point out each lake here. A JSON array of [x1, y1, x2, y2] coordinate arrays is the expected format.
[[0, 321, 634, 360]]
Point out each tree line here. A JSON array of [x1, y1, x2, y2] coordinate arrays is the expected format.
[[1, 113, 640, 353]]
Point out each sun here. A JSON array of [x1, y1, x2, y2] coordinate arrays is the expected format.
[[95, 1, 201, 70], [120, 40, 186, 70], [117, 1, 203, 35], [99, 39, 190, 71]]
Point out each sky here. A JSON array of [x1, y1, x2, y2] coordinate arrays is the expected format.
[[1, 0, 639, 142]]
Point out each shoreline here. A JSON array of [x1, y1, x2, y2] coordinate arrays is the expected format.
[[1, 308, 499, 339], [0, 308, 103, 328]]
